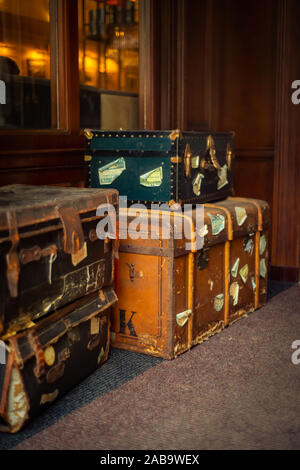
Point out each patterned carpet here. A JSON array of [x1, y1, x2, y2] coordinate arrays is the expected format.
[[0, 281, 299, 450]]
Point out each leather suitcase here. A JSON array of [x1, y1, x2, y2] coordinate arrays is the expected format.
[[111, 197, 270, 359], [84, 129, 234, 205], [0, 185, 118, 338], [0, 287, 117, 433]]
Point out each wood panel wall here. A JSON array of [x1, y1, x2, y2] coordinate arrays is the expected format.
[[181, 0, 299, 281]]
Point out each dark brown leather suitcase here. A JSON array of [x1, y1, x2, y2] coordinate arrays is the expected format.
[[0, 185, 118, 338], [111, 197, 270, 359], [0, 287, 117, 433]]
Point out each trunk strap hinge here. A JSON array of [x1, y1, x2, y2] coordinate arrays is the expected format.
[[58, 206, 85, 256]]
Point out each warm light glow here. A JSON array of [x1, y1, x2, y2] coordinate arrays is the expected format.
[[26, 50, 47, 61], [0, 43, 15, 56], [100, 58, 118, 74]]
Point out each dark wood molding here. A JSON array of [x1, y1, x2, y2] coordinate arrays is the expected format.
[[55, 0, 80, 133], [235, 147, 274, 160], [159, 0, 186, 129]]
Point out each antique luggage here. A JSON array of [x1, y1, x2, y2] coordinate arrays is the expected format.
[[0, 185, 118, 338], [0, 287, 117, 433], [84, 129, 234, 205], [111, 197, 270, 359]]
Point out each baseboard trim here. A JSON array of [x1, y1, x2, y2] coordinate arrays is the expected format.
[[270, 265, 299, 283]]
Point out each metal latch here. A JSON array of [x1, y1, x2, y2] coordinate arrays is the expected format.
[[19, 245, 57, 265]]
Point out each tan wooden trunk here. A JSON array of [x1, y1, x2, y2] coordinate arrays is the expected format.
[[111, 197, 270, 359]]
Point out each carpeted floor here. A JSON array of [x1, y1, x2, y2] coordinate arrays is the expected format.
[[0, 282, 299, 450]]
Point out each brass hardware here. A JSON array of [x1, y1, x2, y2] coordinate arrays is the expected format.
[[19, 245, 57, 265], [169, 129, 182, 141], [226, 143, 233, 170], [28, 330, 46, 383], [200, 136, 222, 172], [84, 155, 92, 162], [6, 211, 20, 299], [170, 156, 182, 164], [84, 129, 93, 140], [184, 143, 192, 179], [206, 135, 222, 170], [127, 263, 136, 282]]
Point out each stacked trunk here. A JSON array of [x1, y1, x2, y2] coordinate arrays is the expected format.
[[0, 185, 118, 432]]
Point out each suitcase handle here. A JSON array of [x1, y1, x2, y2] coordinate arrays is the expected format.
[[200, 135, 222, 171]]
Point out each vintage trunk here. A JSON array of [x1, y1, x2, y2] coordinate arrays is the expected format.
[[0, 185, 118, 338], [0, 287, 117, 433], [111, 197, 270, 359], [84, 129, 234, 205]]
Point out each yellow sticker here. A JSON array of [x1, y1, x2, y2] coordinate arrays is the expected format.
[[235, 207, 247, 226], [217, 164, 229, 190], [214, 294, 224, 312], [99, 157, 126, 185], [176, 309, 192, 327], [230, 282, 240, 306], [239, 264, 249, 284], [231, 258, 240, 278], [191, 155, 200, 168], [192, 173, 205, 196], [140, 167, 163, 187], [260, 259, 267, 278], [260, 235, 267, 255], [44, 346, 56, 367]]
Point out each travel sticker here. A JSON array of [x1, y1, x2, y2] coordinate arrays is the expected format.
[[193, 173, 205, 196], [260, 259, 267, 278], [208, 213, 225, 235], [260, 235, 267, 255], [230, 282, 240, 306], [231, 258, 240, 278], [239, 264, 249, 284], [214, 294, 224, 312], [217, 164, 229, 190], [235, 206, 247, 226], [98, 157, 126, 185], [140, 166, 163, 187]]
